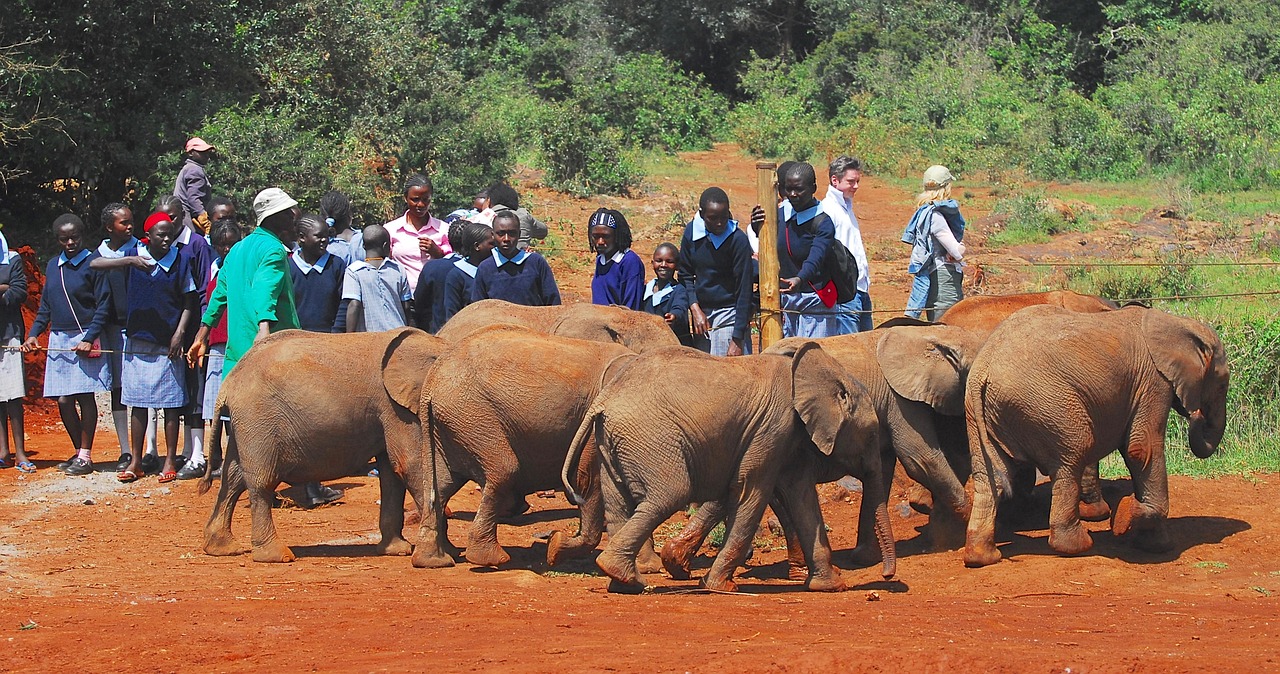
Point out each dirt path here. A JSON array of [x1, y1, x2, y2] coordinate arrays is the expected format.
[[1, 427, 1277, 672]]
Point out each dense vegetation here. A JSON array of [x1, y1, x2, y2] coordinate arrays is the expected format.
[[3, 0, 1279, 244]]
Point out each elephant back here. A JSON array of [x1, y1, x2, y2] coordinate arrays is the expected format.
[[436, 299, 563, 341]]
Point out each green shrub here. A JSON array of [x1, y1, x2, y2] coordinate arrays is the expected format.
[[537, 103, 643, 196], [573, 54, 726, 152], [727, 55, 827, 160], [1027, 90, 1143, 181], [987, 189, 1089, 246]]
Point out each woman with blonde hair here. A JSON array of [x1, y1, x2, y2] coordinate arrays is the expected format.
[[901, 165, 966, 320]]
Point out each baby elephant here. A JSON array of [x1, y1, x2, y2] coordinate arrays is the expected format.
[[965, 306, 1229, 566], [564, 342, 893, 594], [201, 328, 445, 563]]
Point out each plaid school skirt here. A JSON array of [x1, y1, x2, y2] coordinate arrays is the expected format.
[[202, 344, 226, 420], [43, 329, 112, 397], [121, 337, 187, 409], [0, 337, 25, 402]]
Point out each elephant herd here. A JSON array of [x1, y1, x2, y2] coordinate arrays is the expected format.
[[198, 291, 1230, 593]]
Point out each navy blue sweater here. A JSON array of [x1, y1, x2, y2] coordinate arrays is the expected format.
[[778, 205, 836, 289], [642, 279, 691, 342], [442, 261, 480, 325], [29, 251, 110, 343], [413, 253, 461, 333], [471, 251, 561, 307], [591, 249, 645, 310], [677, 224, 754, 342], [290, 252, 348, 333], [125, 249, 196, 345], [177, 230, 215, 311]]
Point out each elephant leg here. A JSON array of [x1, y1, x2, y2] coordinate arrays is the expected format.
[[248, 483, 294, 563], [465, 471, 515, 568], [1112, 436, 1172, 552], [774, 485, 844, 592], [894, 406, 970, 548], [597, 482, 668, 594], [411, 454, 463, 569], [1046, 463, 1092, 555], [768, 498, 808, 582], [701, 486, 772, 593], [964, 417, 1013, 568], [1077, 460, 1111, 522], [547, 465, 605, 566], [374, 452, 412, 556], [202, 452, 246, 556], [661, 500, 723, 580]]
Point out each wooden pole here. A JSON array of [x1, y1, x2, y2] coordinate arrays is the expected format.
[[756, 162, 782, 350]]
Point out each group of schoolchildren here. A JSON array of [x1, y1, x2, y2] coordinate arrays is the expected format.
[[0, 140, 968, 485]]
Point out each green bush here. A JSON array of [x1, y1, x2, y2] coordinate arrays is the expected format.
[[727, 55, 827, 160], [537, 103, 643, 196], [987, 189, 1089, 246], [574, 54, 726, 152], [1027, 90, 1143, 181]]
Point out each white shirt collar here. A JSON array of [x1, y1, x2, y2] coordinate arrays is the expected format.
[[97, 237, 139, 259], [644, 278, 675, 304], [176, 225, 194, 246], [141, 245, 179, 273], [689, 214, 739, 248], [57, 249, 92, 266], [596, 250, 626, 265], [493, 248, 530, 266], [292, 251, 331, 275]]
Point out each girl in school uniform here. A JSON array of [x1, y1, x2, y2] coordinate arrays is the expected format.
[[94, 202, 150, 468], [22, 214, 112, 476], [0, 230, 30, 473], [110, 214, 198, 483], [588, 208, 644, 310], [442, 221, 495, 325], [471, 210, 561, 306], [642, 242, 692, 346]]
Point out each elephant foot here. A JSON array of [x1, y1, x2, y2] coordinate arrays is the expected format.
[[1078, 498, 1112, 522], [1048, 523, 1093, 556], [546, 531, 593, 567], [251, 540, 296, 564], [847, 543, 882, 568], [699, 574, 739, 593], [927, 510, 968, 550], [1110, 495, 1147, 537], [637, 540, 663, 574], [659, 534, 700, 581], [907, 482, 934, 515], [806, 570, 847, 593], [963, 540, 1001, 568], [202, 532, 243, 557], [596, 550, 641, 587], [606, 578, 646, 594], [376, 537, 413, 557], [464, 542, 511, 568], [411, 548, 457, 569]]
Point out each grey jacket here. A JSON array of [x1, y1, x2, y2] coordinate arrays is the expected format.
[[491, 203, 548, 250]]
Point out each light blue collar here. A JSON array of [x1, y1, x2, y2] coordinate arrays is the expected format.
[[644, 278, 675, 304], [453, 258, 479, 278], [98, 237, 139, 259], [292, 251, 331, 275], [0, 232, 8, 259], [784, 202, 821, 226], [141, 245, 179, 274], [493, 248, 530, 266], [57, 249, 91, 267], [690, 214, 738, 249]]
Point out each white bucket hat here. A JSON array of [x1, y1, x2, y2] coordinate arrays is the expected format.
[[923, 165, 956, 189], [252, 188, 299, 226]]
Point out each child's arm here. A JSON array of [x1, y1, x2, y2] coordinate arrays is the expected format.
[[1, 258, 27, 307], [620, 252, 645, 311], [171, 291, 197, 359], [188, 266, 229, 367], [538, 255, 562, 306], [80, 268, 112, 346], [728, 236, 754, 357], [341, 266, 361, 332], [89, 256, 153, 271], [345, 300, 362, 333], [470, 266, 488, 303], [400, 274, 413, 328]]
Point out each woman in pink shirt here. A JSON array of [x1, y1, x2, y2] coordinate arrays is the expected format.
[[381, 173, 451, 293]]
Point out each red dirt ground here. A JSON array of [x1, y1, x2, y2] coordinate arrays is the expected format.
[[2, 145, 1276, 672]]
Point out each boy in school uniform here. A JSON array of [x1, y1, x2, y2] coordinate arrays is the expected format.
[[291, 214, 348, 333], [470, 210, 560, 307], [678, 187, 754, 356], [344, 224, 411, 332]]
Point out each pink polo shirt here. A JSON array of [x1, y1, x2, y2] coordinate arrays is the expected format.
[[385, 211, 451, 292]]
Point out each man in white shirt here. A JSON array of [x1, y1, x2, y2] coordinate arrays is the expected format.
[[820, 156, 872, 333]]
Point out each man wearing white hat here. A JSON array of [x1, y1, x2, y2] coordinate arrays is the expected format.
[[174, 137, 217, 235]]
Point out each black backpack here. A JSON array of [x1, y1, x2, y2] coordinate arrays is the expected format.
[[786, 215, 860, 304]]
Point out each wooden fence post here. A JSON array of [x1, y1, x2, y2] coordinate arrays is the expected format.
[[756, 162, 782, 350]]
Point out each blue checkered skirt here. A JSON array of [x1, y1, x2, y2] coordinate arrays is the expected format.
[[121, 337, 187, 409], [0, 337, 25, 402], [202, 344, 226, 420], [102, 324, 126, 388], [43, 330, 112, 397]]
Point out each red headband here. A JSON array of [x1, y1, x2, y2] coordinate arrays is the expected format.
[[143, 212, 172, 233]]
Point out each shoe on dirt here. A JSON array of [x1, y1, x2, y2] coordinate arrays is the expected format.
[[176, 462, 206, 481], [62, 457, 95, 476], [304, 483, 343, 507], [56, 454, 77, 471]]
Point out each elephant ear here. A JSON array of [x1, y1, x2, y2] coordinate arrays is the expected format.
[[876, 326, 972, 416], [791, 342, 855, 456], [382, 328, 444, 414], [1142, 311, 1219, 416]]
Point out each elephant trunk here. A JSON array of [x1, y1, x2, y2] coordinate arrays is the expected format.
[[1187, 410, 1218, 459], [874, 498, 897, 580]]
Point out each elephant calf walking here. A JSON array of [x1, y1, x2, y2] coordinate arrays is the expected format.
[[964, 306, 1229, 567]]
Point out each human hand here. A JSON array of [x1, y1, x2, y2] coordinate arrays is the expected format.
[[186, 339, 207, 368], [72, 341, 93, 354], [168, 335, 184, 360], [749, 205, 765, 234], [690, 304, 709, 336], [726, 338, 744, 357], [780, 277, 801, 293], [129, 256, 156, 271], [255, 321, 271, 342], [20, 337, 38, 353], [419, 237, 444, 259], [663, 313, 675, 325]]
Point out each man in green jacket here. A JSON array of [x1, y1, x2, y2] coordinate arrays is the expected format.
[[187, 187, 340, 506]]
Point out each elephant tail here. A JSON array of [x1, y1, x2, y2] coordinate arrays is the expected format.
[[197, 387, 230, 496], [562, 407, 602, 506]]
